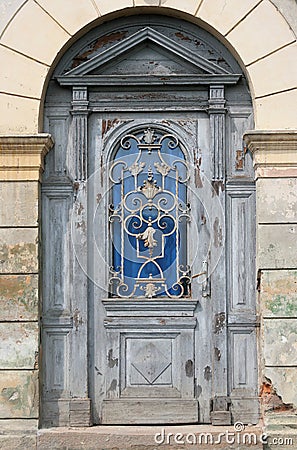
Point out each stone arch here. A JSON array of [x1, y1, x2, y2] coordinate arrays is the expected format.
[[0, 0, 297, 442], [0, 0, 296, 133]]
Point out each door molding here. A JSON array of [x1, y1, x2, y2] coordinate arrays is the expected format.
[[42, 15, 258, 427]]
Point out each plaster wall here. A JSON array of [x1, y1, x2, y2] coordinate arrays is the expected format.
[[0, 0, 296, 445]]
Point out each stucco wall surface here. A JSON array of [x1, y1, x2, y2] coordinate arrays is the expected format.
[[0, 0, 296, 133], [0, 0, 297, 444]]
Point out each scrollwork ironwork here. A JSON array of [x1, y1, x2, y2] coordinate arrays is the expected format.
[[109, 127, 190, 298]]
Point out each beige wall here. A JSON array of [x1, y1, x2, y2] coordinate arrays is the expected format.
[[245, 131, 297, 429], [0, 0, 296, 440], [0, 0, 296, 133], [0, 136, 52, 444]]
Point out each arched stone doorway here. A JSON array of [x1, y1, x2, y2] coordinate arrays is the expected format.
[[41, 14, 258, 427]]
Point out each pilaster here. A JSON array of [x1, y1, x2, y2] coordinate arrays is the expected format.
[[208, 85, 226, 182], [0, 134, 53, 181], [71, 87, 89, 182], [0, 135, 53, 428], [244, 130, 297, 430]]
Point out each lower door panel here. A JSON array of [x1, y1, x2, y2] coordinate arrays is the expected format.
[[102, 300, 199, 424]]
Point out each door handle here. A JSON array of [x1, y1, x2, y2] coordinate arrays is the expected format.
[[192, 260, 210, 297]]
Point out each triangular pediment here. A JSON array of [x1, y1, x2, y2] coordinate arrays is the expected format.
[[90, 42, 204, 76], [63, 27, 231, 77]]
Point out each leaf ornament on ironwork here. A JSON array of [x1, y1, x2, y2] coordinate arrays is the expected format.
[[142, 127, 156, 145], [140, 276, 161, 298], [154, 161, 171, 176], [137, 221, 158, 257], [129, 161, 145, 176], [139, 169, 161, 200]]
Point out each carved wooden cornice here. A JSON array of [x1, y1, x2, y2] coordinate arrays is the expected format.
[[57, 26, 241, 89], [0, 134, 53, 181], [244, 130, 297, 178]]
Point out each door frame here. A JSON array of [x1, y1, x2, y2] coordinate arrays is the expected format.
[[41, 16, 259, 427]]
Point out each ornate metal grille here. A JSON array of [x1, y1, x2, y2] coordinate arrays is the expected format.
[[109, 127, 190, 298]]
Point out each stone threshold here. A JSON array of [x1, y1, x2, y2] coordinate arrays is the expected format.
[[2, 421, 296, 449], [36, 424, 264, 450]]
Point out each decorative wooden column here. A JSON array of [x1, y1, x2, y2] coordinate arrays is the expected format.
[[208, 86, 231, 424], [70, 86, 91, 425], [41, 87, 91, 427], [209, 85, 226, 183], [71, 86, 89, 182]]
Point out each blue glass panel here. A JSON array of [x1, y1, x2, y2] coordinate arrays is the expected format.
[[109, 128, 189, 298]]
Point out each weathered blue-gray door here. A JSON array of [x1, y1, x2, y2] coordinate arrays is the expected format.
[[42, 15, 259, 426], [90, 118, 209, 424]]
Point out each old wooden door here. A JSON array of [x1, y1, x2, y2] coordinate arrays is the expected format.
[[87, 116, 218, 425], [42, 15, 259, 427]]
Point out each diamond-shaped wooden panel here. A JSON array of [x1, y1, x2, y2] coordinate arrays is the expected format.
[[128, 339, 172, 385]]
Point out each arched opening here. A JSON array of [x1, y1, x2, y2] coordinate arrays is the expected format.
[[109, 125, 189, 299], [41, 13, 258, 427]]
